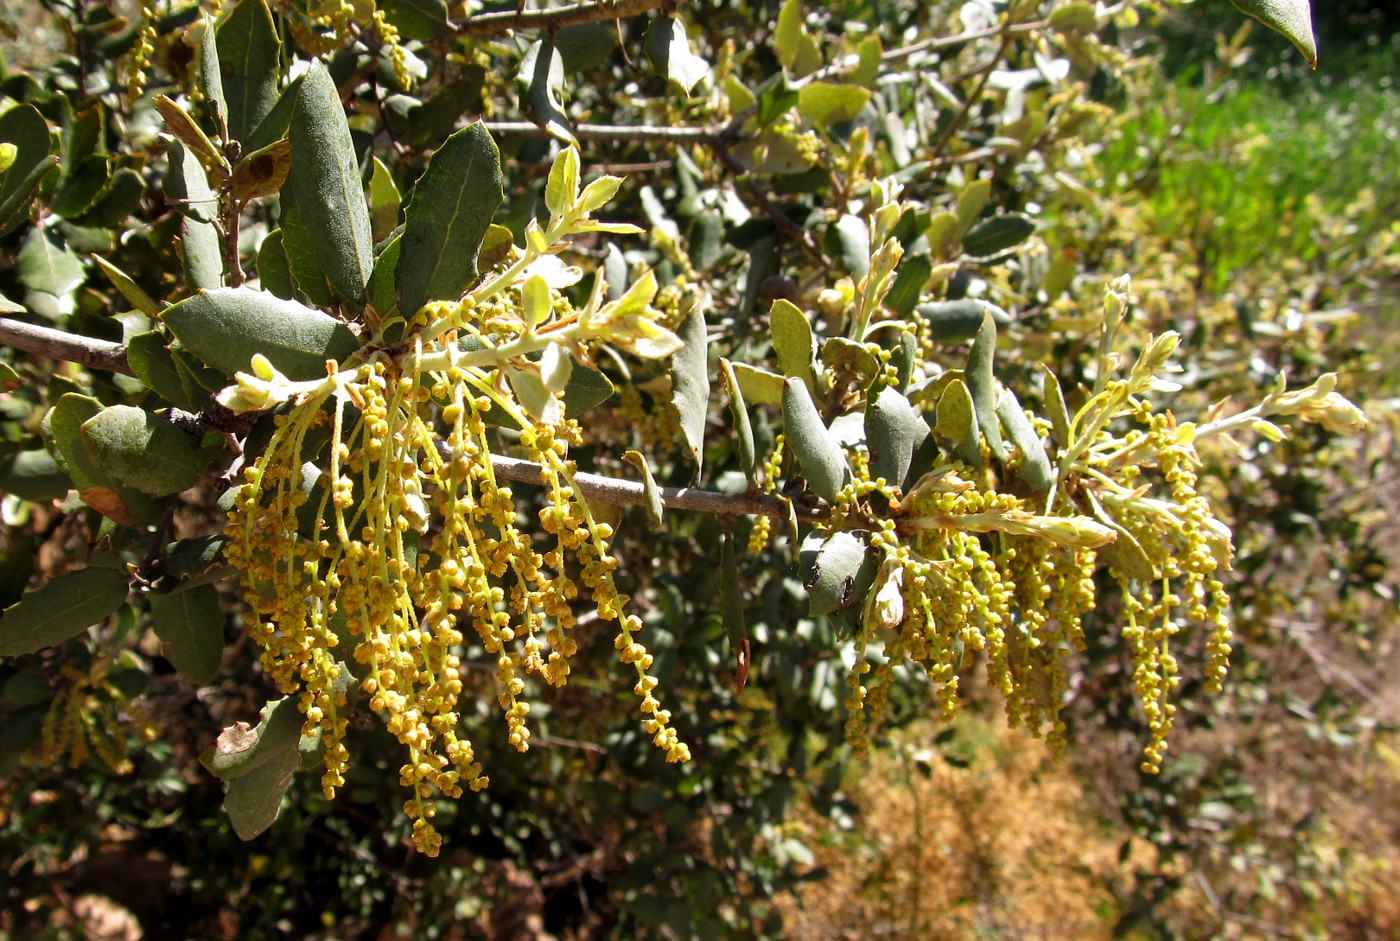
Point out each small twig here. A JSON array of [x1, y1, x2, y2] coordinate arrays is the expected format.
[[0, 318, 826, 524], [0, 317, 134, 376], [483, 120, 723, 145], [454, 0, 678, 37], [491, 453, 824, 522]]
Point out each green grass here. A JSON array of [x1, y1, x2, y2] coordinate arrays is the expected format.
[[1096, 43, 1400, 299]]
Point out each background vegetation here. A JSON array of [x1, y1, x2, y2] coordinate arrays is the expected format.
[[0, 0, 1396, 938]]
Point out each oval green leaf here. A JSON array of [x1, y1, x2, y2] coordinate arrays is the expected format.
[[783, 377, 850, 503], [80, 405, 204, 496], [0, 567, 128, 656], [962, 213, 1036, 259], [162, 286, 360, 380], [288, 60, 373, 307], [395, 122, 503, 316], [151, 584, 225, 685], [865, 385, 929, 488]]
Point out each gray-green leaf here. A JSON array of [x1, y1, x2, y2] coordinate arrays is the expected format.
[[217, 0, 282, 142], [151, 585, 225, 685], [162, 286, 360, 380], [783, 377, 850, 502], [80, 405, 204, 496], [396, 122, 502, 316], [287, 60, 373, 307], [0, 567, 128, 656]]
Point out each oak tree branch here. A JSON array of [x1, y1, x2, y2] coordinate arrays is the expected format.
[[0, 317, 823, 523]]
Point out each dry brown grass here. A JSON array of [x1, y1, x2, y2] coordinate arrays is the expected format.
[[779, 717, 1125, 941]]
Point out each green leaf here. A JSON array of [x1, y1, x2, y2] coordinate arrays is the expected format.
[[42, 394, 159, 528], [671, 302, 710, 480], [830, 214, 870, 279], [770, 298, 815, 391], [774, 0, 822, 78], [1230, 0, 1317, 67], [182, 215, 226, 291], [544, 145, 579, 222], [52, 153, 111, 219], [0, 104, 55, 237], [72, 167, 143, 229], [162, 286, 360, 380], [395, 122, 502, 317], [924, 210, 961, 260], [962, 213, 1036, 259], [1049, 2, 1099, 33], [884, 255, 932, 318], [796, 82, 870, 130], [622, 450, 665, 531], [799, 531, 873, 617], [917, 299, 1013, 343], [966, 311, 1005, 461], [1038, 363, 1072, 447], [201, 697, 303, 840], [562, 355, 614, 418], [865, 385, 929, 488], [379, 0, 447, 42], [935, 378, 981, 468], [165, 135, 217, 225], [277, 186, 335, 308], [17, 227, 84, 298], [41, 392, 103, 492], [367, 234, 401, 318], [995, 389, 1053, 494], [159, 534, 228, 585], [955, 178, 992, 236], [166, 137, 224, 288], [644, 16, 711, 96], [0, 567, 128, 656], [202, 695, 303, 781], [720, 358, 757, 487], [154, 95, 225, 173], [287, 60, 374, 307], [518, 39, 575, 143], [783, 377, 849, 503], [92, 256, 162, 317], [230, 138, 291, 205], [730, 362, 786, 406], [0, 448, 70, 502], [368, 156, 401, 244], [127, 331, 214, 412], [216, 0, 282, 142], [255, 229, 296, 301], [150, 585, 224, 684], [80, 405, 204, 496], [243, 73, 302, 156], [197, 16, 227, 135]]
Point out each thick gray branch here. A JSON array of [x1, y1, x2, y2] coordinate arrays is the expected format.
[[0, 317, 134, 376]]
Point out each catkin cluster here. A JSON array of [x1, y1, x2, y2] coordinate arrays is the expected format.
[[225, 341, 683, 856]]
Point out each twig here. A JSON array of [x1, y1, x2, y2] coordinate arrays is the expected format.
[[454, 0, 678, 37], [483, 120, 723, 145], [0, 316, 825, 523], [0, 317, 134, 376], [491, 454, 823, 522]]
